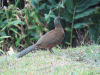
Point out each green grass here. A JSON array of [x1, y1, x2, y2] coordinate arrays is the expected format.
[[0, 45, 100, 75]]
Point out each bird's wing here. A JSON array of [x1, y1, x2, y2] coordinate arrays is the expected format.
[[36, 28, 64, 48]]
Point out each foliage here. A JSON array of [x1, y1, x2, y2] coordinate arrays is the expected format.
[[0, 36, 10, 54], [30, 0, 100, 46], [0, 0, 45, 49], [89, 8, 100, 44], [0, 49, 5, 54], [0, 0, 100, 52], [62, 0, 100, 46]]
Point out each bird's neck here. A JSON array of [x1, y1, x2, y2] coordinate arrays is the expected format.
[[55, 22, 63, 29]]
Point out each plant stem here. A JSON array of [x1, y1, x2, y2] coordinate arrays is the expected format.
[[70, 6, 76, 47]]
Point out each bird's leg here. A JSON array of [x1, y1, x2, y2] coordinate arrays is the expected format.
[[49, 48, 54, 53], [32, 47, 37, 53]]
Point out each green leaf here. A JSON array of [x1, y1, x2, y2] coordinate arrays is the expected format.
[[48, 0, 57, 5], [63, 16, 72, 23], [66, 4, 73, 14], [1, 26, 7, 31], [76, 0, 90, 8], [12, 20, 25, 25], [15, 37, 21, 47], [33, 33, 39, 38], [1, 31, 6, 36], [50, 15, 56, 18], [39, 3, 46, 10], [58, 2, 65, 8], [89, 9, 100, 44], [21, 34, 27, 38], [76, 0, 100, 12], [30, 0, 39, 11], [65, 42, 71, 45], [32, 12, 42, 23], [0, 41, 3, 43], [0, 36, 11, 40], [10, 28, 21, 36], [0, 20, 9, 30], [0, 49, 5, 54], [57, 45, 61, 49], [0, 13, 6, 23], [44, 14, 50, 24], [70, 0, 74, 9], [49, 10, 54, 15], [47, 5, 54, 9], [73, 23, 87, 29], [15, 0, 20, 7], [76, 0, 85, 6], [65, 27, 71, 32], [33, 0, 41, 3], [7, 22, 12, 28], [75, 8, 96, 19], [29, 31, 39, 39], [30, 26, 37, 29], [44, 9, 56, 24], [89, 26, 97, 42]]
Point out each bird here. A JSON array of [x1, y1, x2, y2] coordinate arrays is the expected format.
[[17, 16, 64, 58]]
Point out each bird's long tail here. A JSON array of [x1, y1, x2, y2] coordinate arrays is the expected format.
[[17, 45, 36, 58]]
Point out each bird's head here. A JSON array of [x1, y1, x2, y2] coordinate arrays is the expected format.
[[54, 16, 62, 28]]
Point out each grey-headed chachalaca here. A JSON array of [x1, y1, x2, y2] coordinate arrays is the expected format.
[[17, 16, 64, 58]]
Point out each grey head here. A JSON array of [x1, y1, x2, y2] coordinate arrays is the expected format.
[[54, 16, 62, 28]]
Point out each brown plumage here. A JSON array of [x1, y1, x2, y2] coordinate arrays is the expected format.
[[17, 16, 64, 58]]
